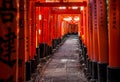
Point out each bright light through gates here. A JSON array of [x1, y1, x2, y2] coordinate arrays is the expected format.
[[39, 14, 42, 20], [80, 6, 84, 11]]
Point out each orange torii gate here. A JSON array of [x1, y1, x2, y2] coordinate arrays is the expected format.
[[0, 0, 90, 82]]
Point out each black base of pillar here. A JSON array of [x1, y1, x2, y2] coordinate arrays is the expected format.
[[52, 39, 57, 49], [31, 59, 35, 73], [36, 48, 40, 61], [98, 62, 107, 82], [56, 39, 59, 45], [107, 66, 120, 82], [92, 61, 98, 80], [89, 60, 92, 76], [82, 46, 87, 62], [26, 61, 31, 81], [34, 55, 38, 68], [39, 43, 49, 58], [86, 58, 89, 69], [85, 59, 92, 80], [68, 32, 78, 35], [44, 44, 48, 57], [52, 38, 61, 50], [39, 44, 45, 58], [58, 38, 61, 44], [49, 46, 52, 55]]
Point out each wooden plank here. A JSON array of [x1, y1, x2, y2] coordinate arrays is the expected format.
[[51, 9, 81, 14], [35, 1, 87, 7]]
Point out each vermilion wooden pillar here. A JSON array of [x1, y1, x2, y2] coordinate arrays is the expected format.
[[83, 7, 87, 46], [59, 15, 62, 40], [38, 7, 45, 58], [92, 0, 99, 62], [55, 14, 61, 47], [18, 0, 27, 82], [86, 0, 91, 60], [88, 0, 94, 76], [51, 14, 59, 49], [25, 0, 34, 81], [35, 7, 40, 47], [57, 15, 62, 44], [25, 0, 32, 81], [86, 0, 90, 64], [89, 0, 94, 61], [44, 7, 50, 57], [85, 0, 89, 62], [0, 0, 18, 82], [47, 8, 52, 55], [80, 11, 85, 43], [30, 0, 36, 60], [91, 0, 99, 81], [107, 0, 120, 82], [33, 1, 36, 60], [61, 20, 65, 38], [26, 0, 37, 81], [25, 0, 30, 63], [97, 0, 108, 82], [88, 0, 92, 61], [51, 14, 55, 49]]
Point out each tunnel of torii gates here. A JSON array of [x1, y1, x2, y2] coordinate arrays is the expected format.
[[0, 0, 120, 82]]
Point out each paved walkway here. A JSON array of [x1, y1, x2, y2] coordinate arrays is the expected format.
[[38, 35, 87, 82]]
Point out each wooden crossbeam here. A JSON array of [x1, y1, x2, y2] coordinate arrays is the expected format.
[[35, 1, 87, 7], [51, 9, 81, 14]]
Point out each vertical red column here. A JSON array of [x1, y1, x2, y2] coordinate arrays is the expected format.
[[85, 1, 90, 72], [30, 0, 36, 59], [56, 14, 61, 46], [38, 7, 45, 58], [59, 15, 62, 39], [97, 0, 108, 82], [80, 11, 84, 43], [61, 17, 64, 38], [25, 0, 37, 81], [25, 0, 32, 81], [25, 0, 30, 64], [55, 14, 58, 48], [55, 14, 58, 40], [48, 8, 52, 55], [30, 0, 33, 60], [43, 7, 47, 44], [50, 14, 54, 49], [18, 0, 27, 81], [87, 0, 90, 60], [35, 7, 39, 47], [107, 0, 120, 82], [83, 7, 87, 46], [51, 14, 57, 49], [92, 0, 99, 62], [85, 1, 92, 78], [44, 7, 49, 57], [91, 0, 99, 81], [58, 15, 61, 44], [49, 11, 53, 48], [38, 7, 51, 58], [37, 7, 42, 43], [88, 0, 94, 77], [86, 0, 89, 51], [33, 1, 36, 59], [0, 0, 18, 82]]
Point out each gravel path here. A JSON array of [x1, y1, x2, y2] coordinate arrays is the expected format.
[[37, 35, 87, 82]]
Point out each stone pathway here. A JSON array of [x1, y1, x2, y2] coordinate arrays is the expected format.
[[38, 35, 87, 82]]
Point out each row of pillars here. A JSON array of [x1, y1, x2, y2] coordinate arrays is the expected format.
[[81, 0, 120, 82], [0, 0, 73, 81]]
